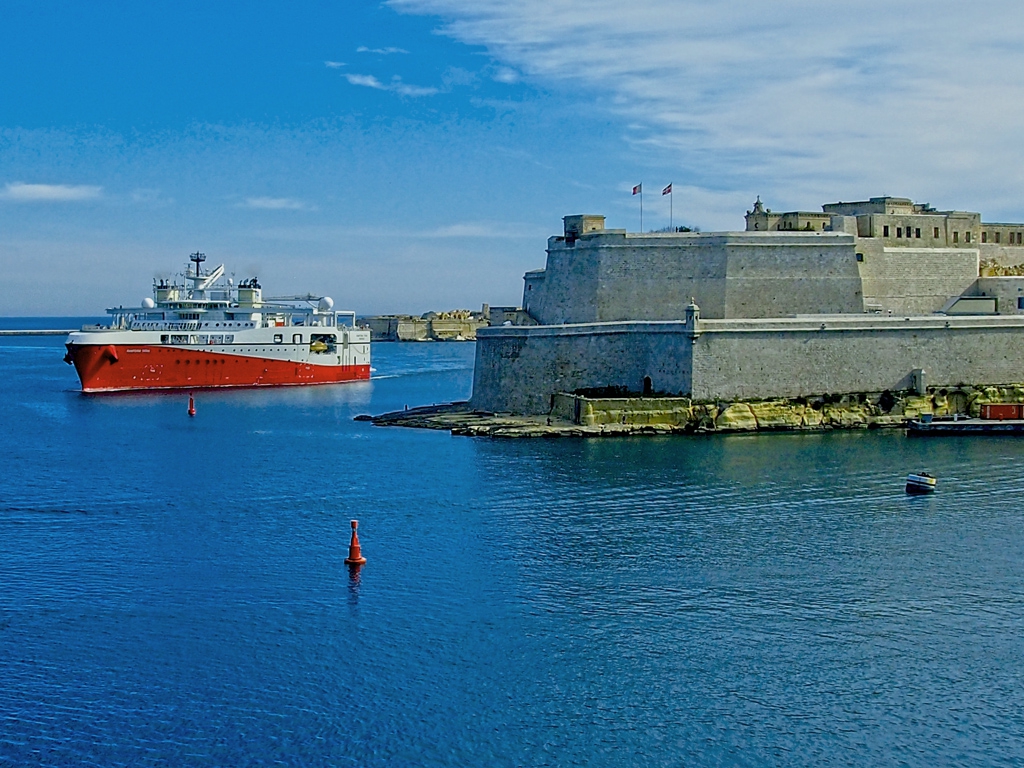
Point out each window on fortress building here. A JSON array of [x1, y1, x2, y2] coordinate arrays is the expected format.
[[983, 231, 988, 243], [884, 225, 890, 237], [915, 228, 921, 238], [953, 232, 959, 243], [897, 227, 903, 238], [996, 232, 1001, 243], [966, 232, 972, 243], [934, 227, 940, 238]]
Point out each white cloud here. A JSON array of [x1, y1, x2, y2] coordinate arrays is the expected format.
[[491, 66, 519, 84], [243, 196, 309, 210], [324, 60, 345, 69], [344, 72, 438, 97], [344, 73, 388, 90], [1, 182, 102, 202], [389, 0, 1024, 222], [391, 78, 440, 97], [357, 46, 409, 55]]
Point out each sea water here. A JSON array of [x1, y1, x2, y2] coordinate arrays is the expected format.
[[2, 328, 1024, 767]]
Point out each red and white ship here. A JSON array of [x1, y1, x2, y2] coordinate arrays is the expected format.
[[65, 252, 371, 392]]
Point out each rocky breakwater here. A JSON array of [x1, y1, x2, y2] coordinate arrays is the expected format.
[[360, 385, 1024, 438]]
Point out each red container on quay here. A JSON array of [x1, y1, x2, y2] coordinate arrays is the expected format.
[[980, 403, 1022, 420]]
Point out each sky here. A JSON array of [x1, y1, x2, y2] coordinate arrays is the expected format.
[[4, 0, 1024, 315]]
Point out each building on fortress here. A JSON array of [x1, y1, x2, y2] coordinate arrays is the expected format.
[[471, 197, 1024, 415]]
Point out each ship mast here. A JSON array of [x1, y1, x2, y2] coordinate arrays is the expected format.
[[189, 251, 206, 280], [188, 251, 206, 300]]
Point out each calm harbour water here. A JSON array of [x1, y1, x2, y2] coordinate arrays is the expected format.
[[2, 326, 1024, 767]]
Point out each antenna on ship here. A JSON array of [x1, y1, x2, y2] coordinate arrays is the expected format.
[[189, 251, 206, 278]]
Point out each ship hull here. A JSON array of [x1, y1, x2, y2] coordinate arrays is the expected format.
[[67, 343, 371, 392]]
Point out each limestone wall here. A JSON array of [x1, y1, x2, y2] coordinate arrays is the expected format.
[[968, 277, 1024, 314], [691, 315, 1024, 400], [721, 235, 862, 317], [594, 234, 728, 321], [471, 321, 694, 414], [472, 315, 1024, 414], [855, 243, 978, 314], [527, 230, 862, 324], [524, 237, 603, 324]]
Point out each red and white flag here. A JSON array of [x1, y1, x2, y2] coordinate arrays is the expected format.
[[632, 184, 642, 195], [662, 183, 672, 195]]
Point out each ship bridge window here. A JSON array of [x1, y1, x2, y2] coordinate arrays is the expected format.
[[161, 334, 169, 343], [310, 333, 337, 354], [171, 334, 188, 344], [225, 334, 234, 343], [293, 333, 302, 344], [211, 334, 224, 344], [274, 334, 283, 344]]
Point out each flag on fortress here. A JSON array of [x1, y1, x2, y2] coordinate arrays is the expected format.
[[632, 184, 642, 195], [663, 183, 672, 195]]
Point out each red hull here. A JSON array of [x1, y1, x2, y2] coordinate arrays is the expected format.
[[67, 344, 370, 392]]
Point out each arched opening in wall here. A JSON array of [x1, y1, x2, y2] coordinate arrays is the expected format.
[[643, 376, 653, 397]]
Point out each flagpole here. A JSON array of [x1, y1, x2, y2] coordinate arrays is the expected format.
[[670, 188, 673, 230], [640, 184, 643, 232]]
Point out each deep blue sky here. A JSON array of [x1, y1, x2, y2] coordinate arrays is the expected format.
[[3, 0, 1024, 314]]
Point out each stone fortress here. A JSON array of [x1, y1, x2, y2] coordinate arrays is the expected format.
[[470, 196, 1024, 417]]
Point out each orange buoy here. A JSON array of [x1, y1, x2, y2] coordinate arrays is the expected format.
[[188, 394, 196, 417], [344, 519, 367, 566]]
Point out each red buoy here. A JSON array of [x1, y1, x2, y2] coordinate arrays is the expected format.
[[344, 519, 367, 566], [188, 394, 196, 417]]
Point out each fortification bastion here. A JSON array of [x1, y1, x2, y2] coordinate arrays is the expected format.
[[471, 197, 1024, 417]]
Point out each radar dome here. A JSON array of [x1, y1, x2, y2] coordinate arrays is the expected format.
[[142, 297, 156, 309], [318, 296, 334, 312]]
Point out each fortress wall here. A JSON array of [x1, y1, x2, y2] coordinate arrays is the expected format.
[[856, 243, 979, 314], [472, 316, 1024, 414], [970, 277, 1024, 314], [471, 322, 694, 414], [537, 231, 864, 324], [594, 234, 728, 321], [525, 238, 602, 325], [722, 235, 862, 316], [692, 316, 1024, 400]]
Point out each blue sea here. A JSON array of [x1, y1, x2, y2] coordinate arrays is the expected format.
[[3, 323, 1024, 767]]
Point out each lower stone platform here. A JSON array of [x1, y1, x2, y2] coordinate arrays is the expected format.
[[360, 384, 1024, 438]]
